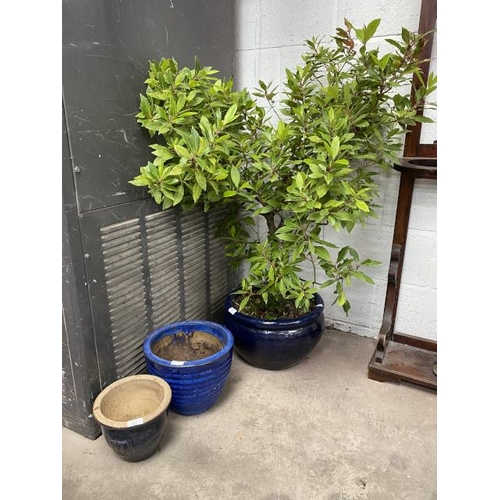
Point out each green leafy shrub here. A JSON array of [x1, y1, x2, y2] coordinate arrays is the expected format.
[[130, 19, 437, 319]]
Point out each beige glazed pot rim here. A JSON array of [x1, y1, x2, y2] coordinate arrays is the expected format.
[[93, 374, 172, 429]]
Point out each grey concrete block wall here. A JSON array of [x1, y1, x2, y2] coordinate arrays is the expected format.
[[234, 0, 437, 340]]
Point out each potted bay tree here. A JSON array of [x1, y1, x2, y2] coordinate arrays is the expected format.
[[130, 19, 437, 370]]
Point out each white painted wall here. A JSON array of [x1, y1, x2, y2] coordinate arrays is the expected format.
[[233, 0, 437, 340]]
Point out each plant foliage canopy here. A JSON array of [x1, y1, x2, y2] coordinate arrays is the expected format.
[[130, 19, 437, 318]]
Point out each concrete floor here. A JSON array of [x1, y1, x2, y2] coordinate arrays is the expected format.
[[62, 328, 437, 500]]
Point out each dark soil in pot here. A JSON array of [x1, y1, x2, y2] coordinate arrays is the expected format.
[[152, 330, 223, 361], [143, 321, 235, 415], [231, 294, 315, 320], [224, 292, 325, 370]]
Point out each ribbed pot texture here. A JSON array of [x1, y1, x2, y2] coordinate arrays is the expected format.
[[223, 293, 325, 370], [143, 320, 234, 416]]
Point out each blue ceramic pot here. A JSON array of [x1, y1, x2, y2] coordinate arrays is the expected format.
[[223, 293, 325, 370], [92, 374, 172, 462], [143, 320, 234, 416]]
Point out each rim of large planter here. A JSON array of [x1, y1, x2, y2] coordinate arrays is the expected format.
[[224, 292, 324, 328], [93, 374, 172, 429], [143, 320, 234, 367]]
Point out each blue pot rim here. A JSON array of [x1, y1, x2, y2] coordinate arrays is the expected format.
[[143, 320, 234, 368], [224, 292, 324, 328]]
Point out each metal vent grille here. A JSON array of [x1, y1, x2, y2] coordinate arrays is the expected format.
[[100, 218, 148, 377], [145, 210, 182, 330], [95, 204, 233, 384], [180, 207, 209, 319], [208, 207, 230, 316]]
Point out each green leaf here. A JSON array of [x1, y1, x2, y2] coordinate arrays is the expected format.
[[380, 53, 391, 70], [268, 266, 275, 282], [317, 185, 328, 198], [348, 247, 359, 259], [326, 85, 339, 99], [129, 175, 150, 187], [153, 189, 162, 205], [199, 115, 214, 141], [384, 38, 405, 51], [277, 120, 289, 141], [139, 94, 152, 118], [324, 200, 344, 209], [150, 144, 174, 160], [258, 205, 274, 214], [192, 183, 202, 203], [355, 200, 370, 212], [168, 165, 183, 176], [223, 190, 237, 198], [172, 185, 184, 205], [313, 246, 331, 261], [295, 172, 305, 190], [326, 136, 340, 160], [174, 144, 190, 158], [223, 103, 238, 125], [177, 93, 186, 112], [342, 300, 351, 316], [162, 198, 173, 210], [230, 166, 240, 188], [361, 259, 381, 267], [337, 290, 347, 307], [412, 115, 435, 124], [238, 295, 250, 312], [295, 294, 304, 309], [401, 27, 410, 44], [337, 246, 349, 261], [276, 232, 297, 242], [355, 28, 366, 44], [195, 170, 207, 191], [364, 19, 381, 43], [276, 225, 293, 234], [333, 168, 353, 178], [351, 271, 375, 284], [258, 80, 268, 91]]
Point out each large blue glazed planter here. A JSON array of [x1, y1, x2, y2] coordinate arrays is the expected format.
[[223, 292, 325, 370], [143, 320, 234, 416]]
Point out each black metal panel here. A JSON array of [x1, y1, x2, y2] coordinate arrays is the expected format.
[[79, 200, 232, 390], [62, 0, 234, 438], [78, 198, 161, 388], [62, 104, 102, 439], [62, 0, 234, 213]]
